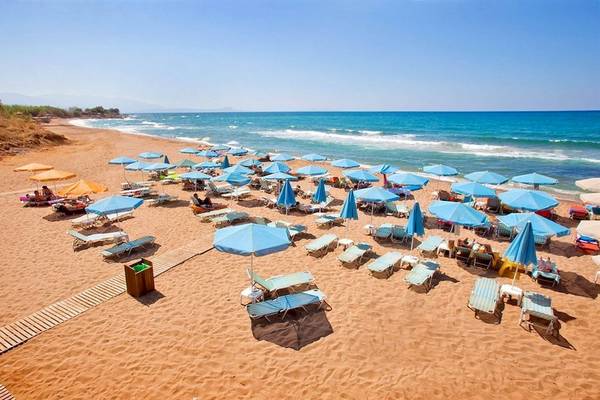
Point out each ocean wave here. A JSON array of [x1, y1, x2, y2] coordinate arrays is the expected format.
[[254, 128, 600, 164], [254, 129, 441, 148], [358, 130, 382, 135], [228, 125, 238, 129]]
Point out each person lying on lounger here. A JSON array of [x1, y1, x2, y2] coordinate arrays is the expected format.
[[41, 185, 56, 201], [203, 196, 213, 207]]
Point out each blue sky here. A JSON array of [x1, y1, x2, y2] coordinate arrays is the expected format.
[[1, 0, 599, 111]]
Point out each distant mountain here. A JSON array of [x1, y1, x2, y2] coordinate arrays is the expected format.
[[0, 92, 234, 113]]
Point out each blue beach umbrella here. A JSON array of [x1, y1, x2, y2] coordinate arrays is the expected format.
[[212, 172, 251, 186], [498, 189, 558, 211], [406, 202, 425, 249], [503, 221, 537, 284], [194, 161, 219, 169], [339, 189, 358, 220], [331, 159, 360, 169], [354, 187, 399, 222], [428, 201, 488, 228], [239, 158, 262, 167], [109, 156, 136, 165], [302, 153, 327, 162], [197, 150, 219, 158], [354, 187, 399, 203], [176, 159, 197, 169], [143, 162, 176, 171], [296, 165, 328, 176], [277, 180, 297, 213], [124, 161, 149, 171], [339, 189, 358, 233], [180, 171, 211, 190], [511, 172, 558, 189], [388, 172, 429, 187], [228, 147, 248, 156], [343, 169, 379, 183], [271, 153, 294, 162], [180, 171, 212, 181], [263, 172, 297, 181], [497, 212, 570, 238], [313, 179, 327, 204], [213, 223, 291, 289], [138, 151, 163, 159], [451, 182, 496, 198], [179, 147, 198, 154], [211, 144, 230, 151], [86, 195, 143, 216], [369, 164, 399, 175], [464, 170, 508, 185], [264, 162, 291, 174], [220, 155, 231, 169], [423, 164, 458, 176], [224, 164, 255, 175]]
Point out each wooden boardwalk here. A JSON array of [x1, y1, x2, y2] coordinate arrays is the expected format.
[[0, 240, 212, 355], [0, 384, 15, 400]]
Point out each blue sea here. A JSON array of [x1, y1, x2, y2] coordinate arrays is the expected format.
[[74, 111, 600, 192]]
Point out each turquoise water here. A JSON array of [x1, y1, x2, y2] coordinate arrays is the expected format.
[[75, 111, 600, 191]]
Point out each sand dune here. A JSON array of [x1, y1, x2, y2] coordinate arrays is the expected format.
[[0, 121, 598, 399]]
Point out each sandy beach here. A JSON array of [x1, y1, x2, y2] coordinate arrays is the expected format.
[[0, 120, 599, 399]]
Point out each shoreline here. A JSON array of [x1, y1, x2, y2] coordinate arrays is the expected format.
[[63, 117, 583, 203]]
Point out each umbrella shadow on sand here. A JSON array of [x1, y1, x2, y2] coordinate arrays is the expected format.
[[250, 307, 334, 350], [545, 271, 599, 299]]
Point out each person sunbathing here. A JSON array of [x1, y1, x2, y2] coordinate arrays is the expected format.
[[203, 196, 213, 207], [41, 185, 55, 200], [191, 193, 202, 207]]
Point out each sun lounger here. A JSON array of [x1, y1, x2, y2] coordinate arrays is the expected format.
[[467, 278, 501, 319], [212, 211, 250, 227], [315, 214, 343, 228], [385, 202, 409, 217], [222, 188, 252, 200], [71, 210, 134, 229], [246, 289, 327, 320], [262, 196, 278, 208], [208, 181, 234, 195], [146, 194, 178, 206], [455, 245, 473, 264], [67, 229, 129, 250], [405, 260, 440, 292], [367, 252, 404, 277], [374, 223, 394, 241], [305, 234, 338, 256], [390, 225, 409, 243], [121, 181, 153, 190], [119, 187, 154, 198], [473, 251, 494, 269], [417, 236, 444, 256], [249, 269, 314, 294], [338, 242, 372, 267], [267, 221, 307, 239], [519, 291, 557, 336], [196, 208, 233, 222], [101, 236, 156, 259], [531, 262, 560, 287]]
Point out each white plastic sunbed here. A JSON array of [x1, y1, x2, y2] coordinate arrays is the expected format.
[[519, 291, 557, 336], [305, 234, 338, 256], [71, 211, 134, 229], [222, 188, 251, 200], [267, 221, 307, 239], [146, 194, 179, 206], [315, 214, 343, 228], [405, 260, 440, 292], [338, 242, 372, 267], [67, 229, 129, 250], [467, 278, 501, 320], [367, 252, 404, 277], [246, 289, 327, 320], [249, 269, 314, 295], [195, 208, 233, 222]]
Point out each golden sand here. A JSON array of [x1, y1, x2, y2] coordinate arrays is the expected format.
[[0, 120, 598, 399]]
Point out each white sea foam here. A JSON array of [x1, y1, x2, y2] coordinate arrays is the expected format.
[[358, 130, 382, 135], [228, 125, 238, 129]]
